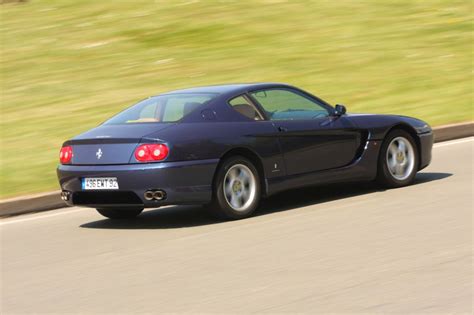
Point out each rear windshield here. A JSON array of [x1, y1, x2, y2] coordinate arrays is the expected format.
[[104, 93, 216, 124]]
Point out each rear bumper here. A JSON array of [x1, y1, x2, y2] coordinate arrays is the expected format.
[[57, 159, 219, 208], [418, 131, 433, 170]]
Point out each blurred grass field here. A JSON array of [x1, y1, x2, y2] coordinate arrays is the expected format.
[[0, 0, 472, 198]]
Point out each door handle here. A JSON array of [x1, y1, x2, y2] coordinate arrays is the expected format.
[[278, 126, 288, 132]]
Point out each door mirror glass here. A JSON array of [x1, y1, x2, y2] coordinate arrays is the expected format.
[[334, 104, 347, 116]]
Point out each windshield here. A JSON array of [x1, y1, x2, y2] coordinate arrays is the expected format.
[[104, 93, 217, 124]]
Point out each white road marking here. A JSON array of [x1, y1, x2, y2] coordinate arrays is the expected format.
[[1, 137, 472, 226], [0, 208, 85, 226], [434, 137, 473, 148]]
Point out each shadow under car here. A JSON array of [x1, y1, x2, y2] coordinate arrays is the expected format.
[[80, 172, 452, 230]]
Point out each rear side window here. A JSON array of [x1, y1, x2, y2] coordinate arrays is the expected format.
[[104, 93, 216, 124], [229, 95, 263, 121]]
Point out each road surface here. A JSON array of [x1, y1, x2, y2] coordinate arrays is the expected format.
[[1, 138, 472, 314]]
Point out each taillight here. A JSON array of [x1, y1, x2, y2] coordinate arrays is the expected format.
[[59, 146, 73, 164], [134, 144, 169, 162]]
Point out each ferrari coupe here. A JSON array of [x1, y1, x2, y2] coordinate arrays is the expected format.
[[57, 83, 433, 220]]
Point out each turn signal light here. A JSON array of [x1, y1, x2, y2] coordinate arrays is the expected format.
[[59, 146, 73, 164], [134, 144, 169, 162]]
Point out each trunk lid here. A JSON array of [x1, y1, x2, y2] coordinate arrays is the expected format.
[[66, 124, 175, 165]]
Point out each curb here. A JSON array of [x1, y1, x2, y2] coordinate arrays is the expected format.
[[433, 122, 473, 142], [1, 121, 472, 217], [0, 191, 64, 217]]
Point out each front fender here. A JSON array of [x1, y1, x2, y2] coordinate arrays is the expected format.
[[346, 114, 431, 140]]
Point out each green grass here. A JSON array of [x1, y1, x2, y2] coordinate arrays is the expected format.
[[0, 0, 472, 198]]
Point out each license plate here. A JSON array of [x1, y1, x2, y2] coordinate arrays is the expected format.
[[82, 177, 119, 190]]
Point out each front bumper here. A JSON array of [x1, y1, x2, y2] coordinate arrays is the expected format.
[[418, 131, 433, 170], [57, 159, 219, 208]]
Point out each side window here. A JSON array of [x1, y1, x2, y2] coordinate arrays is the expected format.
[[229, 95, 263, 121], [250, 89, 329, 120]]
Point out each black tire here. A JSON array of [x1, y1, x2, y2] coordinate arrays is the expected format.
[[96, 207, 143, 219], [210, 156, 261, 220], [377, 129, 419, 188]]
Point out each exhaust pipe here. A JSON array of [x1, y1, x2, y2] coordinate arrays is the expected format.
[[144, 189, 167, 201], [60, 191, 70, 201], [144, 190, 154, 201], [153, 190, 166, 201]]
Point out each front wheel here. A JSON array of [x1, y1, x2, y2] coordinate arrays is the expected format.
[[96, 207, 143, 219], [210, 156, 261, 220], [377, 129, 419, 188]]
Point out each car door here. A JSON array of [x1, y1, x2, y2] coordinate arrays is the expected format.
[[249, 88, 362, 176]]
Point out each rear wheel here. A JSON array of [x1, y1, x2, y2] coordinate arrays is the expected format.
[[210, 156, 261, 220], [377, 129, 419, 188], [96, 207, 143, 219]]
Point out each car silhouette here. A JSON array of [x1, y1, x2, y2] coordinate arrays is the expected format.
[[57, 83, 433, 220]]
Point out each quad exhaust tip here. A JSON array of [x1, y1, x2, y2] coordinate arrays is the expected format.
[[144, 189, 166, 201]]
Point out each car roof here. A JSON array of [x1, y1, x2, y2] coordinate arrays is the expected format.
[[157, 82, 294, 97]]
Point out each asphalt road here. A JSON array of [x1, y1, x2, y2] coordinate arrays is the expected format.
[[1, 138, 472, 314]]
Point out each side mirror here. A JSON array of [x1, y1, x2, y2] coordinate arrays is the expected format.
[[334, 104, 347, 116]]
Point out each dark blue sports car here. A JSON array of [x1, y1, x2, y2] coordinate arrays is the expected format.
[[57, 83, 433, 220]]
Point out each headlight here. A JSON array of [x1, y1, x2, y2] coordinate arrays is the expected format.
[[414, 124, 431, 134]]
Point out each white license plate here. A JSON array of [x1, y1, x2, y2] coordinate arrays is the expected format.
[[82, 177, 119, 190]]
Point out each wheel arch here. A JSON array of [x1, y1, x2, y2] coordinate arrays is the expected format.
[[382, 123, 422, 170], [213, 147, 268, 197]]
